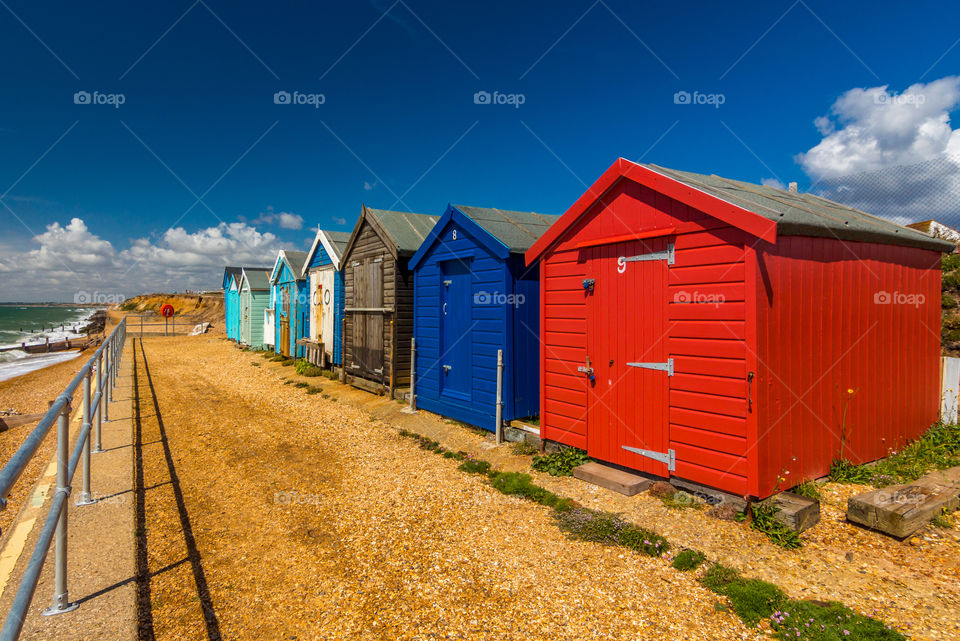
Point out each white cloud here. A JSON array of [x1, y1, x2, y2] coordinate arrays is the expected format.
[[332, 216, 347, 225], [761, 178, 786, 190], [797, 76, 960, 223], [253, 207, 304, 230], [363, 181, 377, 191], [0, 218, 282, 302]]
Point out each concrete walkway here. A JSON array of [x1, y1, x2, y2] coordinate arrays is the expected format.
[[0, 341, 135, 640]]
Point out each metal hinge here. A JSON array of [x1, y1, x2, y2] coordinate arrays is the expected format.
[[622, 445, 676, 472], [620, 240, 675, 266], [626, 358, 674, 376]]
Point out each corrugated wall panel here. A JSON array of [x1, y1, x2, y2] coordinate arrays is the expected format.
[[754, 237, 943, 497]]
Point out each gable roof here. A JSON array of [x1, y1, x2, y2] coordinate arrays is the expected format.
[[269, 250, 309, 284], [303, 229, 353, 274], [526, 158, 953, 264], [343, 205, 439, 260], [222, 266, 242, 289], [409, 204, 560, 270], [239, 268, 270, 291]]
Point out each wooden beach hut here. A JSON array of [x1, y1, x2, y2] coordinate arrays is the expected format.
[[238, 268, 271, 348], [222, 266, 242, 340], [408, 205, 560, 431], [341, 206, 438, 395], [269, 250, 309, 358], [525, 158, 952, 499], [301, 229, 351, 367]]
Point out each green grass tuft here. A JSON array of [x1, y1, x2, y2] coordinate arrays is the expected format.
[[554, 507, 668, 556], [531, 448, 589, 476], [672, 549, 706, 571], [750, 502, 803, 550], [830, 422, 960, 486]]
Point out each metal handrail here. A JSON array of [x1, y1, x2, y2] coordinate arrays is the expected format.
[[0, 317, 127, 640]]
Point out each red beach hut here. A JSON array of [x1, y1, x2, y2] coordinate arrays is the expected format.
[[525, 158, 952, 499]]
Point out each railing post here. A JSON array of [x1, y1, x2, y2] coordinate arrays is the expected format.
[[93, 351, 103, 453], [41, 402, 78, 616], [76, 371, 96, 506], [102, 344, 110, 422]]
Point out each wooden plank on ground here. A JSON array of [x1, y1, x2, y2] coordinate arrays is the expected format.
[[847, 466, 960, 538], [573, 462, 652, 496]]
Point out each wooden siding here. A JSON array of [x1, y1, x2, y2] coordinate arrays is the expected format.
[[539, 179, 751, 495], [343, 219, 397, 386], [412, 217, 509, 429], [753, 238, 942, 498]]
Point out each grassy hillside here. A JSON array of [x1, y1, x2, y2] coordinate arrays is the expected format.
[[117, 293, 224, 322]]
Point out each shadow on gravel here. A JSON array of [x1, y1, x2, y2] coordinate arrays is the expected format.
[[133, 338, 222, 641]]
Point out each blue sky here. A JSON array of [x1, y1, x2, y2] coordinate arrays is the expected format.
[[2, 0, 960, 300]]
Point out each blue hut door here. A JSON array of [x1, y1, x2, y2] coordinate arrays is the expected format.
[[440, 260, 472, 399]]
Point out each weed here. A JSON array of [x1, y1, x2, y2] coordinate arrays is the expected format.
[[294, 359, 325, 377], [294, 382, 309, 389], [532, 448, 589, 476], [510, 441, 538, 456], [700, 564, 786, 625], [660, 490, 703, 510], [931, 508, 956, 528], [488, 471, 572, 510], [321, 394, 330, 399], [458, 459, 492, 475], [791, 480, 822, 501], [672, 549, 706, 571], [554, 507, 668, 556], [771, 599, 906, 640], [515, 416, 540, 426], [750, 502, 802, 550], [281, 359, 294, 367], [251, 362, 261, 367], [306, 386, 321, 395], [830, 422, 960, 486]]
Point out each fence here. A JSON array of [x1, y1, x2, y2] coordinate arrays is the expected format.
[[0, 318, 126, 640], [131, 313, 205, 337]]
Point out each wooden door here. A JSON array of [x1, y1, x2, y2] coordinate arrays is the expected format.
[[352, 258, 384, 379], [280, 287, 291, 357], [319, 269, 335, 357], [585, 238, 671, 476]]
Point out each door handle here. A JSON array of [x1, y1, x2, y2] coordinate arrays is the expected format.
[[747, 371, 754, 411], [442, 302, 447, 315]]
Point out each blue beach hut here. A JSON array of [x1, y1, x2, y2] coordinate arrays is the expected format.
[[302, 229, 351, 366], [408, 205, 560, 431], [222, 266, 242, 340], [269, 250, 309, 358]]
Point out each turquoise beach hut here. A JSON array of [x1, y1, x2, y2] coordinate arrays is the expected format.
[[238, 268, 271, 348], [269, 250, 309, 358], [222, 266, 242, 340], [302, 229, 351, 367]]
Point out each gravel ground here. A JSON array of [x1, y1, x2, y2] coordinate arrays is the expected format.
[[238, 345, 960, 641], [132, 335, 760, 641]]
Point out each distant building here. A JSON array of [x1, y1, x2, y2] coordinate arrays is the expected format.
[[907, 220, 960, 248]]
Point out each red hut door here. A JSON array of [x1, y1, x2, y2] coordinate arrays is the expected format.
[[585, 238, 672, 477]]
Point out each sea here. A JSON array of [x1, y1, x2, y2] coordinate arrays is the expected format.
[[0, 306, 98, 382]]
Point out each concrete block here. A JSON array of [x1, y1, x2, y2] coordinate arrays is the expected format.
[[573, 462, 652, 496], [503, 426, 526, 443], [670, 478, 748, 512]]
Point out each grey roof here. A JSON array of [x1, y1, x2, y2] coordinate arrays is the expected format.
[[241, 268, 271, 290], [454, 205, 561, 253], [643, 163, 955, 253], [224, 266, 242, 280], [323, 230, 351, 259], [283, 250, 309, 276], [366, 208, 439, 254]]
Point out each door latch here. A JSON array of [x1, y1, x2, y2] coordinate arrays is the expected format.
[[582, 278, 595, 292], [443, 365, 452, 373], [577, 356, 595, 382]]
